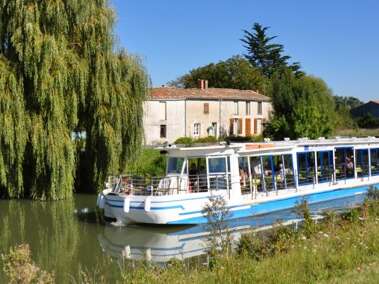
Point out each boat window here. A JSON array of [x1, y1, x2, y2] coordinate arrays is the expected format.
[[239, 156, 250, 194], [262, 156, 276, 191], [356, 149, 369, 178], [250, 156, 264, 192], [272, 154, 294, 190], [167, 157, 185, 174], [208, 157, 226, 174], [317, 151, 334, 183], [371, 148, 379, 175], [297, 152, 316, 186], [188, 158, 207, 191], [335, 147, 354, 180], [282, 154, 295, 188], [188, 158, 207, 176]]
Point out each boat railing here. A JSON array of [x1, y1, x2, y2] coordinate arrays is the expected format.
[[240, 171, 296, 196], [108, 174, 232, 196]]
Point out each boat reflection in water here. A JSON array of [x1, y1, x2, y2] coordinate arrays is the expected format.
[[98, 194, 365, 263]]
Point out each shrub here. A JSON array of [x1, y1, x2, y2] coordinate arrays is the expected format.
[[194, 136, 218, 143], [225, 135, 263, 143], [174, 136, 194, 145], [1, 244, 54, 284], [295, 200, 317, 237], [175, 136, 219, 145], [126, 148, 166, 176]]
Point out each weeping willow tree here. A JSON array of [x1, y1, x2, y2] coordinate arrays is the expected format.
[[0, 1, 147, 199]]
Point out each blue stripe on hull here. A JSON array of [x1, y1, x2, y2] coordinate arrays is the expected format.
[[168, 184, 379, 225]]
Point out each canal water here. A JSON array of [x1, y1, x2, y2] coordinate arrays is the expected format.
[[0, 193, 366, 282]]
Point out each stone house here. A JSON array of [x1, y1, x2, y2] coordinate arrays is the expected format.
[[143, 81, 272, 145]]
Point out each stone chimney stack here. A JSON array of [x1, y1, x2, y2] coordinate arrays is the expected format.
[[198, 79, 209, 90]]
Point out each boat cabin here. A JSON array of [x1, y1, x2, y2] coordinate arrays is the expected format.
[[110, 137, 379, 199]]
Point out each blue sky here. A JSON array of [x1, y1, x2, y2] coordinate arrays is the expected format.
[[111, 0, 379, 102]]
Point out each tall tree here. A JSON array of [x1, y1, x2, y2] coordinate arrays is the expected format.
[[0, 1, 147, 199], [170, 56, 270, 94], [265, 70, 336, 139], [334, 96, 363, 110], [333, 95, 362, 129], [241, 23, 302, 78]]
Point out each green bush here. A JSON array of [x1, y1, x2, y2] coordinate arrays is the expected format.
[[174, 137, 194, 145], [1, 244, 54, 283], [174, 136, 219, 145], [356, 114, 379, 129], [126, 148, 166, 176], [194, 136, 218, 143], [225, 135, 264, 143]]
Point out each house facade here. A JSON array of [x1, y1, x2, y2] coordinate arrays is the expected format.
[[143, 82, 272, 145]]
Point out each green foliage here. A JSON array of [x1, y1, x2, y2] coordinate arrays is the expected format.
[[265, 70, 336, 139], [0, 1, 148, 199], [126, 149, 166, 177], [175, 135, 264, 145], [356, 113, 379, 128], [334, 105, 357, 129], [241, 23, 303, 78], [333, 96, 362, 129], [238, 223, 297, 261], [194, 136, 218, 143], [335, 127, 379, 137], [203, 196, 232, 257], [169, 56, 270, 94], [225, 135, 263, 143], [295, 200, 317, 237], [335, 96, 363, 110], [174, 136, 219, 146], [174, 137, 194, 145], [1, 244, 54, 284]]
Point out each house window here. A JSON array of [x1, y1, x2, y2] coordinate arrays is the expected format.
[[208, 122, 217, 136], [246, 102, 251, 116], [257, 102, 262, 115], [203, 103, 209, 114], [212, 122, 217, 136], [193, 123, 201, 137], [160, 125, 167, 138], [237, 118, 243, 135], [160, 102, 167, 120], [234, 101, 239, 115], [229, 118, 243, 136]]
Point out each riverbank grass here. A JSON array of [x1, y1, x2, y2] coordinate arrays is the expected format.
[[119, 199, 379, 284]]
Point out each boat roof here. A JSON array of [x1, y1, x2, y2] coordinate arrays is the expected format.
[[161, 137, 379, 157]]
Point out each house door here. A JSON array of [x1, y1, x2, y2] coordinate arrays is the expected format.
[[245, 118, 251, 136]]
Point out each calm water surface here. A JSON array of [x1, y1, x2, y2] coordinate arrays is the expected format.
[[0, 194, 366, 282]]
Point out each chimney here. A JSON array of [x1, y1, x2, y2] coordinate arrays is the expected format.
[[198, 79, 208, 90], [198, 79, 204, 90]]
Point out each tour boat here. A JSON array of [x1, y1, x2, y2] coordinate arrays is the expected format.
[[97, 137, 379, 225]]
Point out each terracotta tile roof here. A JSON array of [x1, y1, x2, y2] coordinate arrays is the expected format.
[[149, 87, 270, 102]]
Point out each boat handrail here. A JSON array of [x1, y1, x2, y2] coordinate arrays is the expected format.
[[107, 174, 232, 196]]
